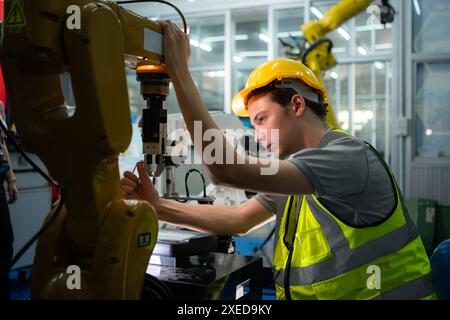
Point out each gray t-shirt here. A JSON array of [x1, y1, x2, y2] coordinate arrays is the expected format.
[[254, 129, 396, 226]]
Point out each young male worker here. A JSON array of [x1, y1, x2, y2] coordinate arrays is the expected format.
[[121, 21, 434, 300]]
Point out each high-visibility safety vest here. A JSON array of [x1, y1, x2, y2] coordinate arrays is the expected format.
[[273, 130, 435, 300]]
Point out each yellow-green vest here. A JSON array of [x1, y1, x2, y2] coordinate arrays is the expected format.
[[273, 130, 435, 300]]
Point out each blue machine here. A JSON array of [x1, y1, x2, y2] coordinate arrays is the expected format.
[[431, 239, 450, 300]]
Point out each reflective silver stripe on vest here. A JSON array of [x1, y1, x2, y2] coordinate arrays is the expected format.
[[372, 273, 434, 300], [275, 196, 419, 287]]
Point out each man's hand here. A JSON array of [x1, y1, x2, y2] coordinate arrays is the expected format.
[[160, 20, 191, 81], [121, 162, 160, 209], [7, 179, 18, 204]]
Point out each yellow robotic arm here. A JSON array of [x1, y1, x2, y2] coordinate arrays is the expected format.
[[1, 0, 166, 299], [297, 0, 394, 128], [302, 0, 373, 43]]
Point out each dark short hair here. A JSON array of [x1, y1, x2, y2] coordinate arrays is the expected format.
[[247, 84, 327, 119]]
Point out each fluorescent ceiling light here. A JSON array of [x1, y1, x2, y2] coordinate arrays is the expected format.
[[374, 61, 384, 70], [354, 110, 374, 124], [413, 0, 421, 16], [357, 46, 367, 55], [338, 110, 349, 122], [337, 28, 350, 40], [203, 36, 225, 42], [425, 129, 432, 136], [235, 34, 249, 40], [199, 43, 212, 51], [239, 51, 268, 57], [201, 35, 248, 43], [258, 33, 271, 43], [310, 6, 323, 19], [206, 71, 225, 77], [233, 55, 243, 63], [190, 38, 200, 47], [191, 38, 212, 52], [277, 31, 303, 38], [330, 72, 338, 79]]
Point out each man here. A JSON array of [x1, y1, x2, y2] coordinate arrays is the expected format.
[[121, 21, 434, 300], [0, 102, 18, 299]]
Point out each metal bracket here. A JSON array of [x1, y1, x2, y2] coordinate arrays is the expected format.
[[394, 117, 410, 137]]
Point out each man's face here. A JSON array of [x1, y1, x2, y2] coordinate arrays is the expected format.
[[247, 92, 295, 158]]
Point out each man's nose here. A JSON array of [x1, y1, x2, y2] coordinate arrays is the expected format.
[[254, 129, 263, 143]]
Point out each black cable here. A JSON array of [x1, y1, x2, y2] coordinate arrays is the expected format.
[[0, 120, 58, 189], [184, 168, 207, 198], [278, 37, 294, 49], [142, 287, 163, 300], [143, 274, 174, 300], [379, 0, 396, 25], [0, 120, 64, 270], [9, 192, 64, 270], [116, 0, 187, 34], [301, 38, 333, 67]]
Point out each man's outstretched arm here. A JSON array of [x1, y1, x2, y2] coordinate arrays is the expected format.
[[156, 197, 274, 236], [160, 21, 313, 196], [121, 163, 273, 235]]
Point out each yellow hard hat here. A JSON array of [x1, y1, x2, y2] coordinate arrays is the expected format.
[[231, 58, 328, 117]]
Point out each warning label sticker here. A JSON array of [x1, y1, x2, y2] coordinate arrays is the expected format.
[[138, 232, 152, 248], [5, 0, 26, 27]]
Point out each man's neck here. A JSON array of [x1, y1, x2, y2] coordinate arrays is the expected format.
[[281, 119, 329, 158], [299, 121, 329, 150]]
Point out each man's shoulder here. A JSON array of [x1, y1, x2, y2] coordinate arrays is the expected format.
[[288, 132, 366, 161]]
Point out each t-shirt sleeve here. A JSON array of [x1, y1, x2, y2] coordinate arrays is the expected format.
[[254, 193, 277, 214], [287, 137, 369, 198]]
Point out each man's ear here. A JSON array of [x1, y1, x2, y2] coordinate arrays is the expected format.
[[291, 94, 306, 117]]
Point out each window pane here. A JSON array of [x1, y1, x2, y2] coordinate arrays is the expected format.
[[310, 1, 392, 57], [232, 8, 268, 96], [323, 64, 350, 131], [193, 71, 224, 112], [416, 62, 450, 157], [188, 16, 225, 67], [233, 68, 253, 96], [234, 19, 268, 63], [275, 7, 304, 58], [164, 70, 225, 114], [156, 16, 225, 113], [413, 0, 450, 54], [310, 1, 351, 56], [355, 4, 392, 56], [354, 62, 390, 157], [375, 27, 392, 53]]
